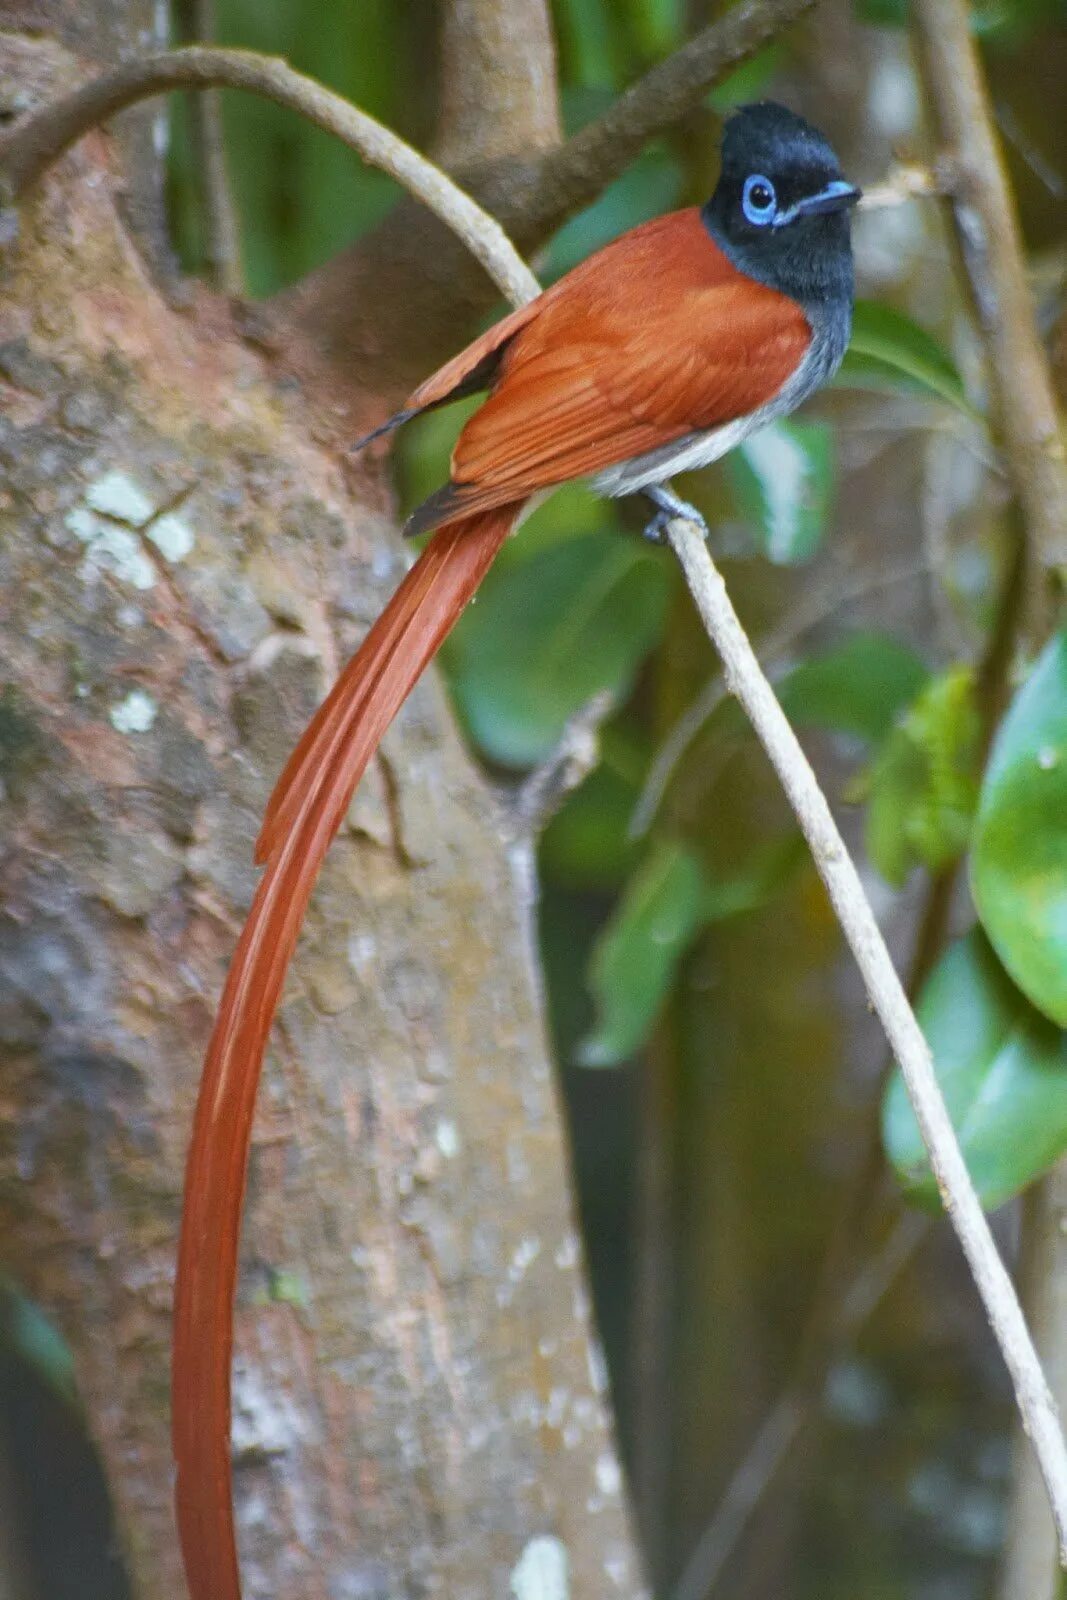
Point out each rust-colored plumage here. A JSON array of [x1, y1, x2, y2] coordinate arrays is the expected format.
[[173, 209, 813, 1600], [173, 510, 518, 1600]]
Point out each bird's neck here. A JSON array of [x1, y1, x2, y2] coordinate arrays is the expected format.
[[700, 201, 854, 320]]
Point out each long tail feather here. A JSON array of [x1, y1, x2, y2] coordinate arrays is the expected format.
[[172, 505, 520, 1600]]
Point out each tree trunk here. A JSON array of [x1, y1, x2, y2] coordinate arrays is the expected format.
[[0, 27, 645, 1600]]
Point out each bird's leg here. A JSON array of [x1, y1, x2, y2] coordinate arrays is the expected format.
[[641, 482, 708, 545]]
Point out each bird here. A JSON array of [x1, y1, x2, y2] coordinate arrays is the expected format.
[[172, 100, 859, 1600]]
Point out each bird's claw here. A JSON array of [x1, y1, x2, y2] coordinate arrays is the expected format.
[[641, 495, 708, 545], [642, 510, 674, 544]]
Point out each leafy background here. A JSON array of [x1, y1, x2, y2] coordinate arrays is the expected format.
[[5, 2, 1067, 1598]]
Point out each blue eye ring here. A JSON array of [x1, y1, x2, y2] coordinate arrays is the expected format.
[[742, 174, 777, 226]]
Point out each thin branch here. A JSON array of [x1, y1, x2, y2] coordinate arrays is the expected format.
[[503, 691, 615, 837], [671, 396, 1031, 1596], [0, 46, 540, 312], [630, 555, 930, 839], [665, 514, 1067, 1564], [176, 0, 244, 294], [858, 160, 942, 212], [913, 0, 1067, 600], [520, 0, 817, 236], [190, 90, 243, 294]]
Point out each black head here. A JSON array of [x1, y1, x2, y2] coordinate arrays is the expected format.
[[703, 103, 859, 309]]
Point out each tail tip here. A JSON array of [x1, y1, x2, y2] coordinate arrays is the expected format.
[[404, 482, 464, 540], [350, 408, 419, 455]]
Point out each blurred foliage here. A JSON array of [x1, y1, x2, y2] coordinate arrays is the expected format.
[[728, 419, 834, 565], [838, 301, 974, 414], [444, 526, 672, 767], [0, 1278, 77, 1410], [580, 832, 805, 1065], [149, 3, 1067, 1599], [972, 628, 1067, 1026], [857, 0, 1066, 41], [884, 931, 1067, 1208], [580, 838, 710, 1066], [779, 632, 930, 743], [862, 667, 982, 888]]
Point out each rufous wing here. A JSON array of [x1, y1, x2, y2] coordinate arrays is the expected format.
[[407, 208, 811, 530]]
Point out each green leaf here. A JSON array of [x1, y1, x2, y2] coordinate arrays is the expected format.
[[579, 834, 805, 1066], [579, 840, 707, 1066], [700, 833, 808, 919], [0, 1274, 79, 1407], [838, 301, 973, 415], [728, 419, 833, 566], [854, 0, 907, 23], [780, 632, 930, 745], [883, 931, 1067, 1210], [443, 530, 671, 769], [972, 630, 1067, 1026], [864, 667, 981, 887]]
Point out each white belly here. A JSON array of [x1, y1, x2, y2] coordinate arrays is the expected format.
[[592, 416, 754, 498]]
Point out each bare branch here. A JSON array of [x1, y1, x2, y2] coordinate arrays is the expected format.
[[518, 0, 817, 236], [435, 0, 560, 170], [858, 160, 942, 211], [503, 691, 615, 838], [176, 0, 244, 294], [913, 0, 1067, 602], [0, 45, 540, 310], [998, 1158, 1067, 1600], [665, 514, 1067, 1565]]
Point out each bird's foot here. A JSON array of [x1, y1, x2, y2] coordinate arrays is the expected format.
[[641, 485, 708, 545]]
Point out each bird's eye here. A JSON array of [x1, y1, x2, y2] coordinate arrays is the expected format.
[[742, 174, 777, 226]]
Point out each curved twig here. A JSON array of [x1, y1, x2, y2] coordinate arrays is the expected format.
[[0, 46, 540, 310]]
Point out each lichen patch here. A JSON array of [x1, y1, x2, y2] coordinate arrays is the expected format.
[[85, 469, 156, 526], [510, 1536, 570, 1600]]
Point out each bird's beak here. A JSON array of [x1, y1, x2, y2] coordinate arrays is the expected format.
[[786, 180, 862, 222]]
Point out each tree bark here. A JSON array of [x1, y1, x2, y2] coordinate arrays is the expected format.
[[0, 31, 645, 1600], [435, 0, 560, 169], [997, 1160, 1067, 1600], [0, 0, 172, 274]]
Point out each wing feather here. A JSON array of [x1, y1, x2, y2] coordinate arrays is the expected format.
[[444, 211, 811, 504]]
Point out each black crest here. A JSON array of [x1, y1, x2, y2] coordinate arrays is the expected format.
[[703, 102, 857, 310]]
